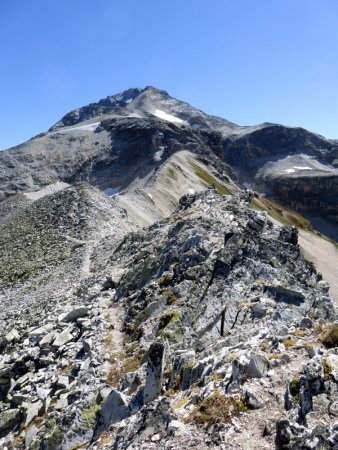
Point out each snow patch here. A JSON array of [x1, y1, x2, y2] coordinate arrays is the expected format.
[[49, 122, 101, 135], [24, 182, 69, 201], [153, 149, 164, 162], [293, 166, 313, 170], [104, 186, 121, 197], [284, 169, 296, 174], [154, 109, 185, 124]]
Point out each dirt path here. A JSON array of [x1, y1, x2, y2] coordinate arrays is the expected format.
[[267, 217, 338, 302], [298, 230, 338, 302], [101, 298, 126, 383]]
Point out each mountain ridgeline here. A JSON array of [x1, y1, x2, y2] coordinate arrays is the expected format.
[[0, 87, 338, 449], [1, 86, 338, 239]]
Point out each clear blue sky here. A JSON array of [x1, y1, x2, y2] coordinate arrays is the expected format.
[[1, 0, 338, 150]]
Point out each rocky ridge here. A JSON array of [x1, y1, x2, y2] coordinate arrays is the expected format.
[[0, 187, 337, 449]]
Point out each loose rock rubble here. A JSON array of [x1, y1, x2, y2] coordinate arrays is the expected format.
[[0, 187, 337, 449]]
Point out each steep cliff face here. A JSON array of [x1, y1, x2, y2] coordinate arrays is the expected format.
[[223, 123, 338, 239], [223, 124, 338, 172]]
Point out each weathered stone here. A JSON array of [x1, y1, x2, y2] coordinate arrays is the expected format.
[[25, 424, 39, 448], [298, 317, 313, 329], [60, 306, 88, 323], [1, 329, 20, 347], [245, 354, 269, 378], [329, 401, 338, 417], [143, 342, 166, 404], [39, 330, 58, 347], [94, 389, 130, 437], [54, 397, 68, 410], [56, 375, 69, 389], [24, 400, 43, 426], [52, 327, 74, 347], [0, 408, 21, 434], [29, 325, 53, 342], [168, 419, 186, 436], [306, 394, 330, 428], [244, 388, 263, 409], [10, 393, 29, 406]]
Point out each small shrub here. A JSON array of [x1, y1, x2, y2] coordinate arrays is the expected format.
[[289, 376, 300, 404], [158, 310, 180, 331], [291, 329, 307, 337], [268, 353, 280, 360], [210, 372, 223, 382], [186, 391, 249, 427], [124, 341, 138, 355], [322, 358, 333, 380], [321, 325, 338, 348], [173, 396, 189, 409], [166, 290, 177, 305], [106, 351, 144, 387], [260, 341, 269, 351], [159, 274, 172, 287], [283, 338, 296, 348], [166, 374, 181, 397]]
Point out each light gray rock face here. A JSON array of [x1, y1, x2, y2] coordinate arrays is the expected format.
[[52, 328, 74, 348], [245, 354, 269, 379], [143, 342, 166, 404], [60, 306, 88, 323], [94, 389, 130, 437]]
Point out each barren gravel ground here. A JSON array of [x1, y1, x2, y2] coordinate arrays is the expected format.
[[298, 229, 338, 302], [268, 215, 338, 302]]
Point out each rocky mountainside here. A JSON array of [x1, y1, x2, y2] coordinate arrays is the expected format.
[[1, 86, 338, 238], [0, 188, 337, 449], [0, 87, 338, 449]]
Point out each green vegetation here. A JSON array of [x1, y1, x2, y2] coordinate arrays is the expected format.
[[186, 391, 250, 427], [158, 310, 180, 331], [41, 418, 64, 450], [322, 358, 333, 380], [81, 402, 101, 428], [321, 324, 338, 348], [259, 341, 269, 351], [0, 185, 91, 286], [283, 338, 297, 348], [166, 289, 178, 305], [159, 274, 173, 287], [106, 350, 145, 387], [173, 395, 190, 409], [189, 162, 231, 196], [251, 195, 312, 230], [166, 167, 178, 181], [289, 376, 300, 404], [290, 329, 307, 337]]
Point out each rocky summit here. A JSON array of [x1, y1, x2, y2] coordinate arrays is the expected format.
[[0, 88, 338, 449]]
